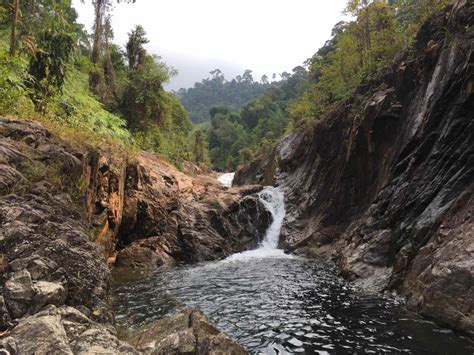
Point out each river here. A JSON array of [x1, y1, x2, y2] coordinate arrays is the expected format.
[[112, 177, 473, 354]]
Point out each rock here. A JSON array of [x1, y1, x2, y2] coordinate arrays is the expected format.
[[0, 296, 12, 331], [115, 152, 272, 267], [0, 118, 253, 352], [0, 164, 23, 193], [234, 1, 474, 336], [3, 270, 34, 318], [7, 313, 72, 354], [0, 305, 137, 355], [115, 237, 175, 268], [287, 337, 304, 347], [33, 281, 67, 312], [132, 308, 248, 354]]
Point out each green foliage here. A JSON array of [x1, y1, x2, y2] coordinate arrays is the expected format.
[[287, 0, 451, 129], [58, 67, 132, 143], [121, 54, 171, 130], [0, 45, 30, 115], [177, 69, 268, 123], [203, 66, 310, 169], [26, 29, 75, 112], [207, 107, 249, 170], [0, 0, 206, 171], [192, 129, 211, 167], [126, 25, 148, 70]]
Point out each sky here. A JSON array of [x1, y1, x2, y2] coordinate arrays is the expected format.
[[72, 0, 348, 90]]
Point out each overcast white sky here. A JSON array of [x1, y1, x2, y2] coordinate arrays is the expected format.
[[72, 0, 348, 90]]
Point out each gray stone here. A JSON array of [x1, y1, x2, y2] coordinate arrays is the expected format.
[[11, 314, 72, 354], [3, 270, 34, 318], [33, 281, 67, 312], [133, 308, 248, 354], [0, 296, 12, 330]]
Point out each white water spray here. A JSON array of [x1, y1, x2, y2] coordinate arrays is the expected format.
[[224, 186, 292, 261], [218, 173, 235, 187]]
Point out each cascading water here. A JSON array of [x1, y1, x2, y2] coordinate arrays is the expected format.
[[224, 186, 292, 261], [217, 172, 235, 187]]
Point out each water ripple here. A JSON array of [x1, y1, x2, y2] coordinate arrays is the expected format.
[[113, 257, 473, 354]]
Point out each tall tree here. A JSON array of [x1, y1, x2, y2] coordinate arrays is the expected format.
[[125, 25, 148, 69], [9, 0, 19, 56], [89, 0, 135, 93]]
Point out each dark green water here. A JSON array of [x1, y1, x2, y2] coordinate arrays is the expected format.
[[112, 256, 474, 354]]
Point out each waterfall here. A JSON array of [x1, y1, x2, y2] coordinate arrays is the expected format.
[[218, 172, 235, 187], [224, 186, 291, 261], [257, 187, 286, 249]]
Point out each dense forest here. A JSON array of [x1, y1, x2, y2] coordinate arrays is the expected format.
[[0, 0, 454, 172], [0, 0, 206, 169], [176, 69, 269, 124]]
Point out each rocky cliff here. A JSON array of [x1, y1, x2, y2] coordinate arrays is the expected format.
[[235, 0, 473, 336], [0, 118, 263, 352]]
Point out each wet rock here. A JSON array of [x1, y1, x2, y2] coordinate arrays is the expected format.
[[115, 236, 175, 268], [132, 308, 248, 354]]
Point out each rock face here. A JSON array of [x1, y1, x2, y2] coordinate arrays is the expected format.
[[0, 118, 263, 352], [235, 1, 474, 335], [132, 308, 248, 354], [115, 152, 271, 268], [0, 119, 113, 324]]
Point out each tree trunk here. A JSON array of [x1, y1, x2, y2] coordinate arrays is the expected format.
[[9, 0, 20, 56], [90, 0, 105, 93]]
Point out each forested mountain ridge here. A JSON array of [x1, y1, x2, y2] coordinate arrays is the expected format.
[[205, 66, 310, 170], [176, 69, 268, 124], [186, 0, 459, 171]]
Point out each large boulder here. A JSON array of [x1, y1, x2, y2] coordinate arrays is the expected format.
[[115, 153, 272, 268], [0, 305, 137, 354], [132, 308, 248, 355]]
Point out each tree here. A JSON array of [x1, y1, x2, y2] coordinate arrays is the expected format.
[[9, 0, 19, 56], [242, 69, 254, 83], [177, 70, 267, 123], [126, 25, 148, 69], [89, 0, 135, 94], [27, 28, 75, 112], [193, 129, 210, 166], [121, 54, 170, 130]]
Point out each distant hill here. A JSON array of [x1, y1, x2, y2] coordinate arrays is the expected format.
[[176, 69, 269, 123]]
